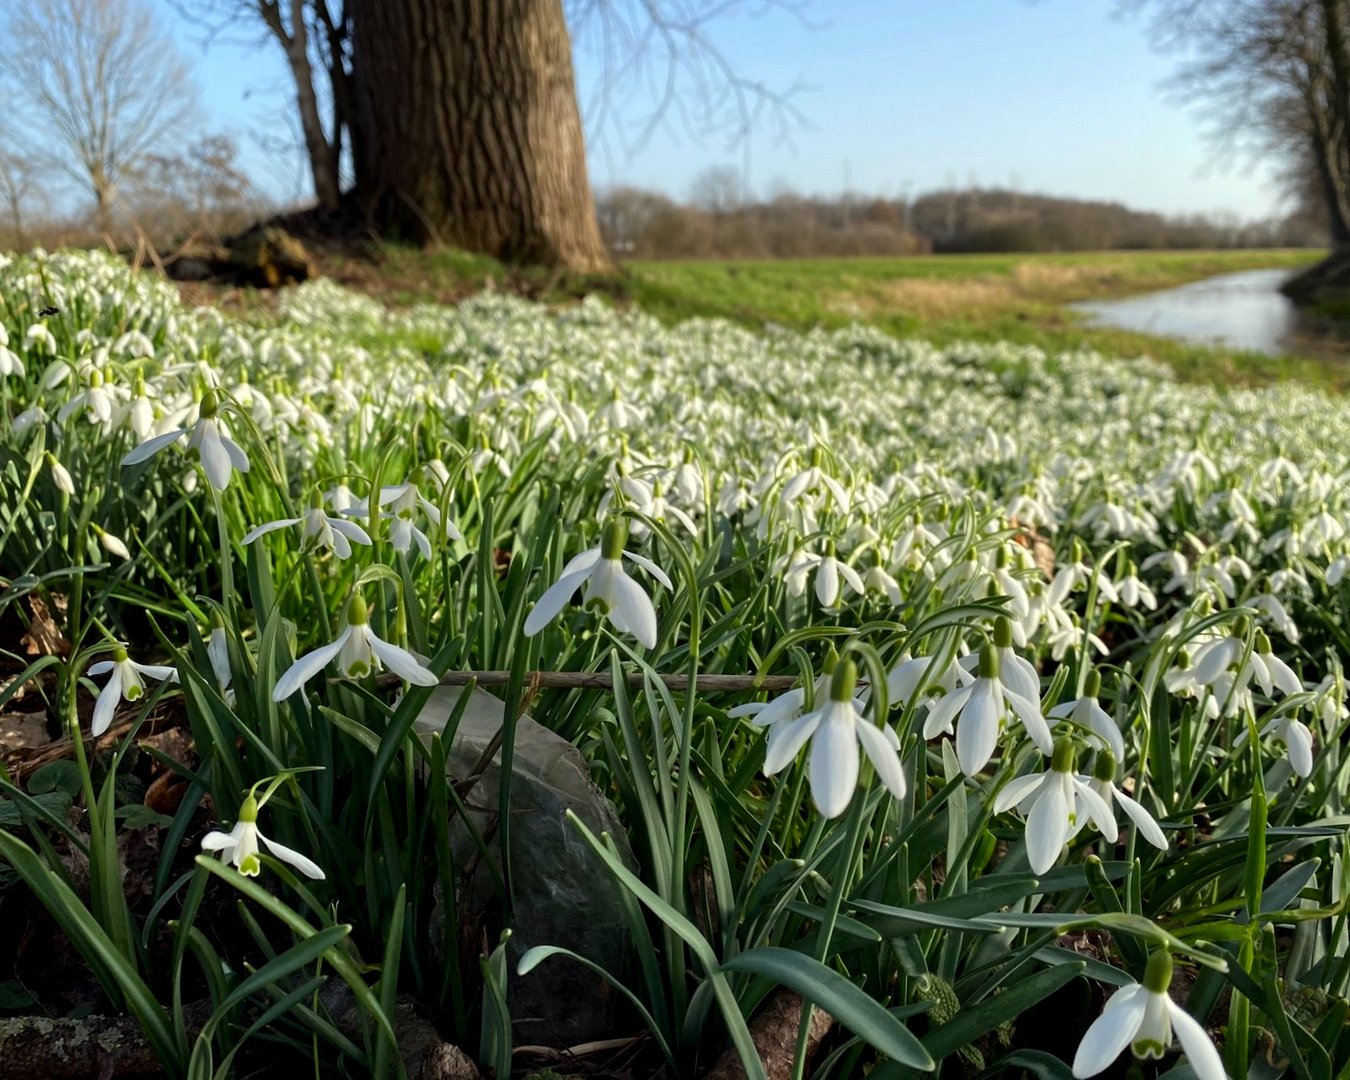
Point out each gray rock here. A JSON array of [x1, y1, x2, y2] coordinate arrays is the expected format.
[[416, 687, 637, 1048]]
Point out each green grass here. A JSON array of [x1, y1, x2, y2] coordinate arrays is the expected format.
[[622, 249, 1341, 390], [239, 244, 1345, 390]]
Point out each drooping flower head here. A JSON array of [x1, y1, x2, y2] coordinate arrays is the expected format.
[[273, 591, 438, 700], [523, 516, 669, 649], [1072, 950, 1225, 1080]]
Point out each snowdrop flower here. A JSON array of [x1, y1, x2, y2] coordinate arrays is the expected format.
[[925, 623, 1053, 777], [1115, 564, 1157, 611], [958, 618, 1041, 703], [87, 646, 179, 736], [243, 491, 372, 559], [783, 541, 865, 609], [761, 659, 906, 818], [780, 450, 849, 513], [93, 524, 130, 561], [862, 563, 902, 605], [12, 405, 47, 438], [1258, 713, 1316, 778], [886, 652, 972, 714], [0, 340, 24, 377], [994, 738, 1116, 874], [1072, 950, 1225, 1080], [731, 670, 831, 770], [1311, 672, 1348, 727], [57, 368, 119, 429], [273, 593, 438, 700], [1141, 550, 1191, 595], [1048, 670, 1124, 761], [1081, 751, 1168, 850], [207, 613, 235, 706], [1328, 555, 1350, 586], [201, 793, 324, 880], [1047, 557, 1119, 608], [46, 452, 74, 496], [523, 518, 670, 649], [25, 322, 56, 353], [358, 475, 462, 559], [122, 389, 250, 491]]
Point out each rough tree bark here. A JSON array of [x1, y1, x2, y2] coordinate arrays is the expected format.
[[347, 0, 612, 272]]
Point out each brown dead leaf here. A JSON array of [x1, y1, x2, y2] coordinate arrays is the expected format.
[[1010, 518, 1056, 581], [145, 770, 189, 817], [21, 594, 70, 657], [0, 709, 49, 754]]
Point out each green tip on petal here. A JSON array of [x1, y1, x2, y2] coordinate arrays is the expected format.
[[1143, 948, 1173, 994], [601, 517, 628, 560], [239, 853, 261, 876], [829, 659, 858, 703], [346, 592, 369, 625]]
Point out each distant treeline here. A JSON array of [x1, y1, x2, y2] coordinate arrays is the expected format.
[[596, 180, 1323, 260]]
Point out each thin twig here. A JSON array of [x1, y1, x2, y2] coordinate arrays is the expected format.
[[376, 670, 843, 692]]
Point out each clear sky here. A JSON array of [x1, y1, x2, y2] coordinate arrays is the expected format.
[[160, 0, 1286, 221]]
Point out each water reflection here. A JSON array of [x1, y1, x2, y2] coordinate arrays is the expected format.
[[1072, 267, 1350, 358]]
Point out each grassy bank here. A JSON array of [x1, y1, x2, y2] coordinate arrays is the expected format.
[[624, 248, 1340, 389], [208, 244, 1341, 390]]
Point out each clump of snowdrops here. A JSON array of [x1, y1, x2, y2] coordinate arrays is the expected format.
[[0, 249, 1348, 1078]]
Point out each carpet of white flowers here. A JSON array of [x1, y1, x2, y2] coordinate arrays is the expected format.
[[1, 248, 1349, 1079]]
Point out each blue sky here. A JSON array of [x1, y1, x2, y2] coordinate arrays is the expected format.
[[161, 0, 1285, 220]]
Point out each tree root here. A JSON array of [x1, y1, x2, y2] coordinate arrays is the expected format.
[[705, 989, 835, 1080]]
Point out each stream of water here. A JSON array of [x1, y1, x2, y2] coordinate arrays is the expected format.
[[1071, 266, 1350, 358]]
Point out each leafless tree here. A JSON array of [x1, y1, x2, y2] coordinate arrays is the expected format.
[[175, 0, 350, 211], [0, 0, 199, 234], [175, 0, 808, 270], [1127, 0, 1350, 251], [0, 117, 40, 247]]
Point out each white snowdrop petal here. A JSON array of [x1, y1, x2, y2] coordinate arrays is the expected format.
[[955, 679, 1001, 776], [606, 568, 659, 648], [273, 630, 351, 701], [369, 635, 439, 686], [808, 710, 860, 819], [523, 567, 593, 637], [1072, 986, 1147, 1078], [854, 718, 906, 800], [1165, 999, 1227, 1080], [1114, 790, 1169, 851], [260, 833, 327, 880]]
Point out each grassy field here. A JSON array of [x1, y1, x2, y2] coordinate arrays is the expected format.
[[624, 248, 1340, 389], [238, 245, 1341, 389]]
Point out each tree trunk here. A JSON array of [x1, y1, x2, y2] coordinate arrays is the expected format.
[[347, 0, 611, 272], [261, 0, 342, 210]]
